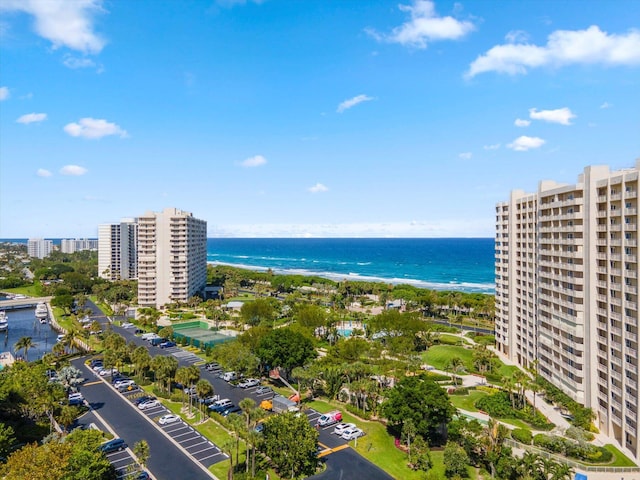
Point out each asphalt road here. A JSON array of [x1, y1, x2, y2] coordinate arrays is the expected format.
[[72, 358, 213, 480], [308, 448, 393, 480]]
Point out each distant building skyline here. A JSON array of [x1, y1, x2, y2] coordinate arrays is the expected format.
[[27, 238, 53, 259]]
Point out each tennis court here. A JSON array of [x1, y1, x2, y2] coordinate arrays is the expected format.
[[173, 321, 234, 348]]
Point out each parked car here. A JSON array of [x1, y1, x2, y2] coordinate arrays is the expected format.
[[255, 386, 273, 395], [99, 368, 118, 377], [198, 395, 219, 405], [138, 399, 160, 410], [134, 396, 155, 406], [209, 399, 233, 413], [158, 413, 180, 425], [121, 322, 135, 329], [135, 472, 150, 480], [205, 362, 221, 371], [238, 378, 260, 389], [140, 332, 160, 341], [341, 427, 365, 440], [99, 438, 127, 454], [118, 383, 137, 392], [333, 423, 356, 435], [220, 406, 242, 417], [222, 372, 237, 382], [159, 341, 176, 349], [68, 393, 84, 405], [91, 363, 104, 371], [114, 379, 135, 389], [317, 410, 342, 427]]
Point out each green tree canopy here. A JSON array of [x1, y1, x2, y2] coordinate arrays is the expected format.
[[261, 412, 319, 478], [257, 327, 317, 376], [240, 298, 278, 326], [381, 375, 455, 445]]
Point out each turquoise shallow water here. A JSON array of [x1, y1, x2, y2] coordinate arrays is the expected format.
[[207, 238, 495, 294]]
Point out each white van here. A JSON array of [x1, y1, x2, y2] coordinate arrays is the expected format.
[[222, 372, 237, 382], [141, 333, 160, 341]]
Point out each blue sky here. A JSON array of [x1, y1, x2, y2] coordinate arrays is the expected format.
[[1, 0, 639, 238]]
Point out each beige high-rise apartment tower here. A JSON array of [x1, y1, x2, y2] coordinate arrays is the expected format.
[[98, 219, 138, 281], [137, 207, 207, 308], [496, 160, 640, 461]]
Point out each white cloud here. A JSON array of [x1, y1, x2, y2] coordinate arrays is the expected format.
[[60, 165, 88, 176], [514, 118, 531, 127], [0, 86, 9, 100], [36, 168, 52, 177], [337, 94, 373, 113], [458, 152, 472, 160], [0, 0, 106, 54], [240, 155, 267, 168], [64, 117, 127, 139], [467, 25, 640, 77], [507, 135, 546, 151], [529, 107, 576, 125], [600, 101, 613, 109], [308, 183, 328, 193], [16, 112, 47, 124], [483, 143, 501, 150], [210, 219, 494, 239], [505, 30, 529, 44], [367, 0, 475, 49], [63, 55, 96, 69]]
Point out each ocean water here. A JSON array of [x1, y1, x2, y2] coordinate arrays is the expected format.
[[207, 238, 495, 294]]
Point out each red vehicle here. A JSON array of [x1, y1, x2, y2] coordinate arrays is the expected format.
[[317, 410, 342, 427]]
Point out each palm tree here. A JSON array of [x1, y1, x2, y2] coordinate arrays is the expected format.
[[447, 357, 465, 386], [195, 379, 214, 419], [14, 336, 36, 362], [175, 367, 191, 408], [238, 398, 257, 473]]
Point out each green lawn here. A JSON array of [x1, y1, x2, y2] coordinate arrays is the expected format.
[[600, 444, 637, 467], [449, 390, 488, 412], [423, 345, 475, 371], [437, 334, 468, 345], [2, 285, 43, 297]]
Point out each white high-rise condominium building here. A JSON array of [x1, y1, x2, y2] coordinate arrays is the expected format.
[[98, 219, 138, 281], [61, 238, 98, 253], [27, 238, 53, 259], [496, 160, 639, 461], [137, 207, 207, 308]]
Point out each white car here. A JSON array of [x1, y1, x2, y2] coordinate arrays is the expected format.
[[159, 413, 180, 425], [121, 322, 135, 329], [114, 379, 135, 389], [341, 427, 365, 440], [138, 399, 160, 410], [238, 378, 259, 389], [99, 368, 118, 377], [333, 422, 356, 435], [68, 392, 84, 401]]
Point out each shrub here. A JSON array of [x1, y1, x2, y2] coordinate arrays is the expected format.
[[344, 404, 372, 420], [565, 426, 595, 442], [510, 428, 532, 445], [476, 385, 500, 395], [533, 434, 613, 463], [451, 387, 470, 395]]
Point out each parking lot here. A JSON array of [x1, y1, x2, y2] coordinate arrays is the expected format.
[[119, 387, 227, 469]]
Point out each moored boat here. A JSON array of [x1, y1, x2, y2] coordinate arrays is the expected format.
[[35, 302, 48, 323], [0, 311, 7, 332]]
